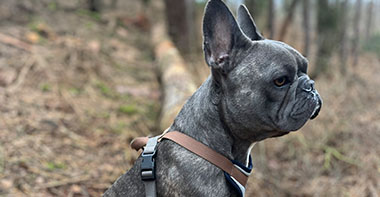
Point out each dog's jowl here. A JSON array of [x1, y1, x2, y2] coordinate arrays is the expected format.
[[104, 0, 322, 196]]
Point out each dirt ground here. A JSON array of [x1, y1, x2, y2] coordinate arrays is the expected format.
[[0, 1, 379, 197], [0, 1, 160, 196]]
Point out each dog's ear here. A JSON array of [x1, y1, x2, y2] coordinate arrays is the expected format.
[[202, 0, 248, 71], [237, 5, 264, 41]]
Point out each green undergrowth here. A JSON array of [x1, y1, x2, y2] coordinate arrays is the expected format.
[[111, 122, 128, 134], [95, 81, 115, 98], [40, 83, 52, 92], [323, 145, 359, 170], [363, 34, 380, 57], [118, 104, 139, 115], [45, 161, 66, 170], [76, 9, 101, 21]]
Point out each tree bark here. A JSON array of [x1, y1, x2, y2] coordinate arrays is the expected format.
[[245, 0, 267, 20], [278, 0, 300, 41], [267, 0, 275, 39], [111, 0, 118, 9], [163, 0, 196, 56], [365, 0, 374, 42], [150, 0, 197, 131], [245, 0, 256, 14], [302, 0, 310, 57], [351, 0, 362, 67], [88, 0, 101, 12], [311, 0, 339, 79], [339, 0, 349, 75]]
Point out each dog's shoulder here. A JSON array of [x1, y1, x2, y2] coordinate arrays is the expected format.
[[155, 140, 235, 197], [103, 157, 145, 197], [104, 139, 237, 197]]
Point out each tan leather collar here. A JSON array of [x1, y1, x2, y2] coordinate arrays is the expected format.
[[131, 131, 249, 186]]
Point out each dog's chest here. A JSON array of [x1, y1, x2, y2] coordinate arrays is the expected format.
[[155, 141, 237, 197]]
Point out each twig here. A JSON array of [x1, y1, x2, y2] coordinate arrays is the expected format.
[[6, 57, 36, 93], [28, 166, 67, 181], [37, 175, 91, 189], [0, 146, 4, 175], [368, 182, 379, 197], [0, 32, 32, 52]]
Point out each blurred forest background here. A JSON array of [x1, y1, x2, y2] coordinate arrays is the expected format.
[[0, 0, 379, 196]]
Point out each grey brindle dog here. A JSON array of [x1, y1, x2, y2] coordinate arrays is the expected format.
[[104, 0, 322, 196]]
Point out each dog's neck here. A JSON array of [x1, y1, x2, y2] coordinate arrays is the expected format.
[[169, 77, 253, 165]]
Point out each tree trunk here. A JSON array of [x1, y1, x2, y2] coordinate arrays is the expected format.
[[339, 0, 348, 75], [245, 0, 267, 20], [163, 0, 195, 56], [245, 0, 256, 14], [351, 0, 362, 67], [311, 0, 339, 79], [278, 0, 300, 41], [150, 0, 197, 131], [365, 0, 374, 42], [302, 0, 310, 57], [267, 0, 275, 39], [111, 0, 118, 9], [88, 0, 101, 12]]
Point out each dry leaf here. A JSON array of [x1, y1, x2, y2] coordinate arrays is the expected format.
[[25, 32, 40, 44]]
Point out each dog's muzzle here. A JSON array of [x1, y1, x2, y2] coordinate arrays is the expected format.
[[310, 95, 322, 119], [298, 75, 322, 120]]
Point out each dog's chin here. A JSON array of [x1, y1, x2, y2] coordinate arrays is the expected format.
[[310, 105, 320, 119], [263, 97, 322, 139], [270, 131, 290, 138], [273, 104, 319, 136], [310, 97, 322, 120]]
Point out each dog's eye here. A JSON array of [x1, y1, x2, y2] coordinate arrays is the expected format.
[[274, 77, 289, 87]]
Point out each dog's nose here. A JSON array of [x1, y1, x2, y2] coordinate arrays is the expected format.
[[298, 75, 314, 92], [302, 80, 314, 92]]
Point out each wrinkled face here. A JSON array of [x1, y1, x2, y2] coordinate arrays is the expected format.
[[202, 1, 322, 142], [220, 40, 322, 141]]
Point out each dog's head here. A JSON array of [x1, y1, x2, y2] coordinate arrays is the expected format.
[[202, 0, 322, 141]]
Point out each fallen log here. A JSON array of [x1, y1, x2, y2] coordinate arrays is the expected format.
[[0, 32, 32, 52], [149, 0, 197, 131]]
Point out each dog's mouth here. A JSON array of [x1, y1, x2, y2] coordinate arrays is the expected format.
[[271, 131, 290, 138], [310, 97, 322, 120]]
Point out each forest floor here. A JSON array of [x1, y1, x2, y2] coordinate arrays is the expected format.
[[0, 1, 379, 196], [0, 1, 160, 196]]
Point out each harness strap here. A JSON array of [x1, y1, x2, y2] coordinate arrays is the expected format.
[[143, 181, 156, 197], [140, 136, 159, 197], [161, 131, 248, 186], [130, 131, 250, 194], [131, 137, 149, 151]]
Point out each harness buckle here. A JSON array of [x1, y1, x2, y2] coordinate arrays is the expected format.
[[141, 151, 156, 180], [140, 136, 159, 181]]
